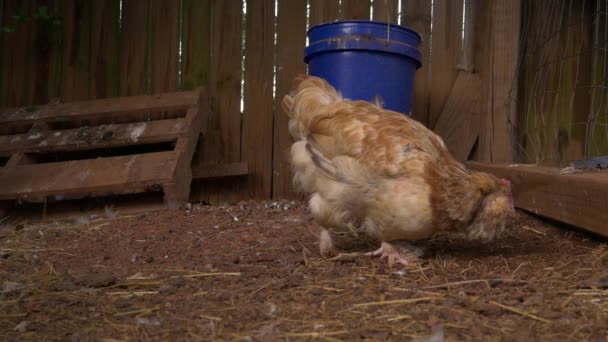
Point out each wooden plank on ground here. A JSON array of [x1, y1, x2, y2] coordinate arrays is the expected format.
[[372, 0, 398, 23], [0, 90, 199, 126], [150, 0, 179, 94], [273, 0, 307, 199], [433, 72, 481, 161], [0, 151, 178, 200], [466, 162, 608, 238], [1, 1, 31, 107], [119, 0, 150, 96], [0, 119, 188, 157], [310, 0, 339, 26], [192, 162, 249, 179], [476, 0, 521, 163], [90, 0, 120, 99], [60, 0, 92, 102], [242, 0, 275, 199], [402, 0, 432, 126], [341, 0, 370, 20], [428, 0, 463, 129]]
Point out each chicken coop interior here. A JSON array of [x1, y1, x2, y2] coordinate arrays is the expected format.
[[0, 0, 607, 340]]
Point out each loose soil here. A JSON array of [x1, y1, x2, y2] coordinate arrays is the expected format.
[[0, 200, 607, 341]]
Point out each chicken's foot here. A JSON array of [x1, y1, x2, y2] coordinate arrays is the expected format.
[[366, 241, 421, 268]]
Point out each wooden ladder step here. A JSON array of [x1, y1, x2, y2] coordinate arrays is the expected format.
[[0, 90, 199, 128], [0, 90, 206, 210], [0, 118, 189, 157], [0, 151, 179, 200]]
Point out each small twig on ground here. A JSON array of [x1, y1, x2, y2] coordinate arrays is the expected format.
[[521, 225, 547, 236], [489, 301, 552, 324], [113, 305, 160, 317], [170, 272, 241, 279], [353, 297, 439, 308], [243, 280, 273, 300], [423, 279, 527, 290], [106, 291, 159, 296], [200, 314, 222, 321], [282, 331, 349, 338]]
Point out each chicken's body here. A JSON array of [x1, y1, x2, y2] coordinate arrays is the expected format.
[[283, 75, 514, 267]]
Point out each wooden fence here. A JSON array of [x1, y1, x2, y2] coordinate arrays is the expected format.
[[0, 0, 567, 204], [518, 0, 608, 165]]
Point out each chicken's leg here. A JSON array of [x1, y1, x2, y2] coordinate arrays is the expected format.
[[319, 228, 337, 258], [366, 241, 421, 268]]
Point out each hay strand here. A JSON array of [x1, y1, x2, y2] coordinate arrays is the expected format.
[[489, 301, 552, 324]]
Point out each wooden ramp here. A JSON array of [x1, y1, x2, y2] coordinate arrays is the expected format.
[[0, 90, 205, 210]]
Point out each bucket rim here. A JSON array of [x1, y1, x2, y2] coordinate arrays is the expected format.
[[307, 19, 422, 41], [304, 36, 422, 68]]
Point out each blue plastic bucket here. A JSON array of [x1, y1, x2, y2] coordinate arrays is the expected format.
[[304, 20, 422, 115]]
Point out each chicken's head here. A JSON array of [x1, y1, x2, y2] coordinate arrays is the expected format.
[[499, 178, 514, 211]]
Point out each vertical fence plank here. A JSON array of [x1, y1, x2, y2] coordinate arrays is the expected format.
[[588, 0, 608, 157], [150, 0, 179, 94], [341, 0, 370, 20], [517, 0, 538, 163], [372, 0, 398, 23], [46, 0, 62, 102], [428, 0, 463, 129], [26, 0, 55, 106], [310, 0, 339, 26], [489, 0, 521, 163], [273, 0, 307, 199], [180, 0, 211, 91], [1, 1, 31, 107], [120, 0, 150, 96], [204, 0, 244, 204], [475, 0, 494, 162], [553, 0, 591, 163], [209, 0, 242, 165], [242, 0, 275, 199], [461, 0, 480, 71], [60, 0, 91, 102], [90, 0, 120, 99], [180, 0, 211, 196], [402, 0, 431, 126], [0, 0, 3, 107], [477, 0, 521, 163], [516, 0, 562, 164]]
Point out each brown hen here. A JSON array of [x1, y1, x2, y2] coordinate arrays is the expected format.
[[282, 75, 514, 267]]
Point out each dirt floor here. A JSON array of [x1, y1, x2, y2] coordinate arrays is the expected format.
[[0, 200, 607, 341]]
